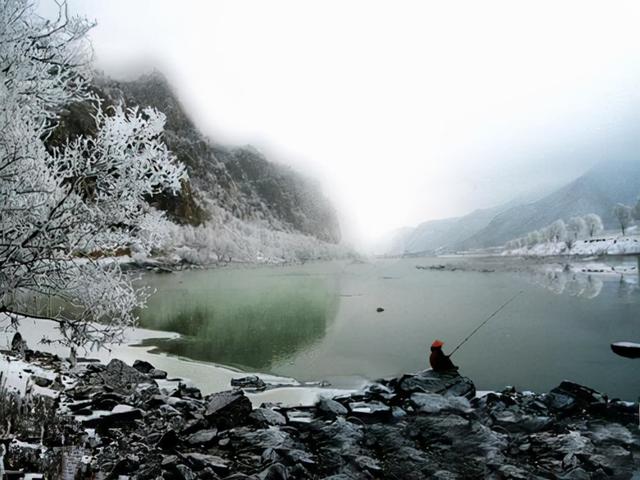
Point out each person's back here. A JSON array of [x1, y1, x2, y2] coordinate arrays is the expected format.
[[429, 339, 458, 372]]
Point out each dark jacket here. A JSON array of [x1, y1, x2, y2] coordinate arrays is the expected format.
[[429, 347, 457, 372]]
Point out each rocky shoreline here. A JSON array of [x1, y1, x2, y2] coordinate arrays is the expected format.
[[1, 348, 639, 479]]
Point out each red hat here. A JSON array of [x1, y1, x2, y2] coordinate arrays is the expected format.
[[431, 339, 444, 348]]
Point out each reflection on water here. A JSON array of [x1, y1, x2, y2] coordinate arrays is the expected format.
[[137, 268, 340, 371], [521, 265, 638, 299], [526, 271, 604, 298]]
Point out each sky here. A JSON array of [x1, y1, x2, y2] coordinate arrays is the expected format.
[[40, 1, 640, 246]]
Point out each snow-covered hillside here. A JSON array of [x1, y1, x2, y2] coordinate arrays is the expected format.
[[50, 72, 346, 265]]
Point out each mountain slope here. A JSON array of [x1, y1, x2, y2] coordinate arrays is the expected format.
[[401, 205, 507, 254], [381, 190, 547, 255], [460, 158, 640, 248], [92, 72, 341, 243], [381, 159, 640, 255]]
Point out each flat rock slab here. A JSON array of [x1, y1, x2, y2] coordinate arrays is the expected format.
[[396, 370, 475, 399]]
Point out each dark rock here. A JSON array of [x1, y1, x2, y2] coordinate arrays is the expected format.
[[32, 375, 52, 388], [11, 332, 26, 354], [317, 398, 348, 417], [161, 455, 179, 469], [257, 463, 289, 480], [180, 418, 209, 436], [8, 340, 640, 480], [157, 429, 180, 450], [172, 382, 203, 400], [547, 381, 607, 414], [363, 382, 396, 402], [284, 409, 315, 424], [183, 452, 229, 474], [98, 359, 154, 393], [495, 410, 552, 434], [230, 375, 267, 390], [133, 359, 156, 374], [109, 456, 140, 476], [355, 455, 382, 473], [249, 408, 286, 426], [204, 390, 252, 429], [605, 400, 639, 424], [82, 407, 143, 428], [186, 429, 218, 447], [586, 444, 635, 475], [73, 407, 93, 416], [150, 368, 168, 379], [237, 428, 293, 450], [282, 449, 315, 466], [410, 393, 472, 414], [546, 390, 577, 413], [376, 307, 384, 312], [397, 370, 475, 399], [261, 447, 279, 463], [431, 471, 459, 480], [67, 399, 93, 413], [348, 400, 391, 420], [136, 464, 162, 479], [91, 392, 126, 411], [175, 464, 196, 480]]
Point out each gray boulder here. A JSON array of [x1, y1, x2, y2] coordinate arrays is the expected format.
[[410, 393, 472, 414], [249, 408, 286, 426], [98, 359, 153, 393], [317, 398, 348, 417], [205, 390, 252, 429], [396, 370, 475, 399]]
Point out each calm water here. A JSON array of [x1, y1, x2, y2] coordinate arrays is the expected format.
[[137, 257, 640, 400]]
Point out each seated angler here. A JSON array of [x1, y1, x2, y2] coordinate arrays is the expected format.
[[429, 339, 458, 372]]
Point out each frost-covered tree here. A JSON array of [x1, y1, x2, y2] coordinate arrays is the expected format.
[[583, 213, 603, 238], [567, 217, 586, 240], [565, 216, 586, 248], [538, 226, 552, 243], [613, 204, 633, 236], [0, 0, 185, 349], [526, 230, 541, 247], [547, 220, 567, 243]]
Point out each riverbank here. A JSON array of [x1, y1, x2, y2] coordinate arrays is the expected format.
[[1, 345, 639, 479], [0, 314, 356, 407], [501, 234, 640, 258]]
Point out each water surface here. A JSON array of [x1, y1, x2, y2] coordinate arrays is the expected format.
[[138, 257, 640, 400]]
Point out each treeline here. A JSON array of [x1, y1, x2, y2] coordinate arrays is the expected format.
[[504, 214, 604, 250], [165, 205, 354, 265]]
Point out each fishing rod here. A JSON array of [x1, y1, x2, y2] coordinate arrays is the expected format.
[[449, 290, 523, 357]]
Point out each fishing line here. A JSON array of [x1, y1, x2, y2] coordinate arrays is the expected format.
[[449, 290, 523, 357]]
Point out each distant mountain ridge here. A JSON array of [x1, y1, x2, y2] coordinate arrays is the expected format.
[[383, 158, 640, 254]]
